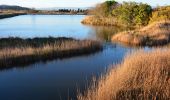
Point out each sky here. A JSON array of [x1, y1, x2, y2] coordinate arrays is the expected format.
[[0, 0, 169, 8]]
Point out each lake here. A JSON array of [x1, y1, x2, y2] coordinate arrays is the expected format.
[[0, 15, 149, 100]]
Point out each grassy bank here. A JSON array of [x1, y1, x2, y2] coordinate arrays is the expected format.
[[82, 1, 170, 28], [81, 16, 119, 26], [112, 20, 170, 46], [0, 12, 26, 19], [82, 1, 152, 27], [0, 37, 102, 68], [78, 49, 170, 100]]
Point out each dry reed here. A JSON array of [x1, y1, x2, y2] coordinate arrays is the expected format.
[[112, 20, 170, 46], [78, 49, 170, 100], [81, 16, 119, 26], [0, 37, 102, 68]]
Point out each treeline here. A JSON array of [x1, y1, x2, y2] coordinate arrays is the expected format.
[[28, 8, 88, 15], [87, 0, 170, 27], [58, 8, 87, 13], [0, 5, 88, 15]]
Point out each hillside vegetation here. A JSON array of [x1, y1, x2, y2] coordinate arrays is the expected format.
[[82, 1, 152, 27], [83, 1, 170, 46], [82, 1, 170, 27], [78, 49, 170, 100], [0, 5, 30, 10], [111, 5, 170, 46]]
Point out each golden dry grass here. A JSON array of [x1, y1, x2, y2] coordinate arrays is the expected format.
[[112, 20, 170, 46], [81, 16, 119, 26], [78, 49, 170, 100], [0, 38, 102, 68]]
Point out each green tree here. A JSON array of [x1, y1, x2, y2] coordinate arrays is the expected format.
[[134, 3, 152, 26], [92, 0, 118, 17], [112, 2, 152, 26]]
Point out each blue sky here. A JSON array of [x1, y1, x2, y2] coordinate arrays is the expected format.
[[0, 0, 169, 8]]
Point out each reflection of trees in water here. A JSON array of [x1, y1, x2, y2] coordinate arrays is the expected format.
[[92, 26, 128, 41]]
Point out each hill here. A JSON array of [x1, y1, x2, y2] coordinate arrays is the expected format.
[[0, 5, 30, 10]]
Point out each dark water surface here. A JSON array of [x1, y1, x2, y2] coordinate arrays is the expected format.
[[0, 15, 149, 100]]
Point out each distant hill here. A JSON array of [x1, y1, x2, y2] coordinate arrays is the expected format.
[[0, 5, 30, 10]]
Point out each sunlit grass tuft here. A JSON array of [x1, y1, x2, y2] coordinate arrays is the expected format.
[[0, 37, 102, 68], [78, 49, 170, 100], [112, 20, 170, 46], [81, 16, 119, 26]]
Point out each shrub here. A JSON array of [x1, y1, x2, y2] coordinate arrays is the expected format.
[[149, 6, 170, 23], [90, 0, 118, 17], [112, 2, 152, 26]]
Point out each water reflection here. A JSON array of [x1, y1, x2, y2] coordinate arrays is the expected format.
[[87, 25, 128, 41], [0, 15, 151, 100], [0, 15, 91, 39], [0, 49, 102, 71]]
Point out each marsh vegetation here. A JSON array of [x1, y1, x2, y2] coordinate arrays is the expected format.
[[0, 1, 170, 100], [0, 37, 102, 68], [112, 20, 170, 46], [78, 1, 170, 100], [78, 49, 170, 100], [82, 1, 152, 27], [82, 1, 170, 46]]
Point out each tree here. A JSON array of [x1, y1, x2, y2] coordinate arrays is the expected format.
[[91, 0, 118, 17], [134, 3, 152, 26], [112, 2, 152, 26]]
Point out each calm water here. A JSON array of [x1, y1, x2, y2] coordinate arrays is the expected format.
[[0, 15, 148, 100], [0, 15, 93, 39]]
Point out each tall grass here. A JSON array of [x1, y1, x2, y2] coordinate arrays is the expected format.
[[112, 20, 170, 46], [0, 37, 102, 68], [81, 16, 119, 26], [78, 49, 170, 100]]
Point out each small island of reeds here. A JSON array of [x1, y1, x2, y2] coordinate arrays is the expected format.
[[0, 37, 102, 68]]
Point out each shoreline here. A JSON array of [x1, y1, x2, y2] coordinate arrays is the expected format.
[[111, 20, 170, 46], [0, 13, 26, 19], [0, 13, 85, 19], [81, 16, 121, 27], [0, 37, 102, 68], [78, 49, 170, 100], [0, 10, 87, 19], [0, 13, 86, 19]]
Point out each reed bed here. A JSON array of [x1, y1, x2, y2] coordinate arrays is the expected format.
[[0, 37, 102, 68], [78, 49, 170, 100], [81, 16, 119, 26], [112, 20, 170, 46]]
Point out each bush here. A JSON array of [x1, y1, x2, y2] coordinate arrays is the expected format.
[[112, 2, 152, 26], [149, 6, 170, 23], [90, 0, 118, 17]]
